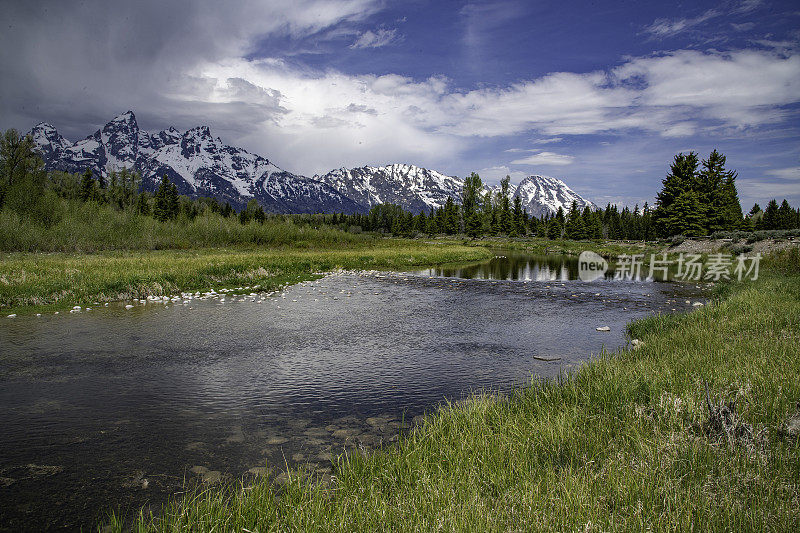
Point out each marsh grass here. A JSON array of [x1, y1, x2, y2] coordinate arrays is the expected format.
[[0, 243, 492, 314], [105, 251, 800, 532], [0, 203, 372, 253]]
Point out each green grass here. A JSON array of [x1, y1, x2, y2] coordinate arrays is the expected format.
[[106, 248, 800, 532], [0, 202, 374, 252], [0, 242, 492, 315]]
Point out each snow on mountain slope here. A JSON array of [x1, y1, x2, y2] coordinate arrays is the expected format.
[[29, 111, 364, 213], [314, 163, 464, 214], [28, 110, 596, 216], [509, 175, 597, 217]]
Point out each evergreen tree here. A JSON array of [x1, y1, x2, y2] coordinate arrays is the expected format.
[[462, 172, 484, 237], [564, 201, 585, 240], [641, 202, 653, 240], [547, 207, 565, 239], [761, 199, 779, 230], [135, 191, 151, 215], [79, 168, 99, 202], [153, 175, 179, 221], [443, 197, 459, 234], [179, 196, 200, 221], [583, 206, 602, 240], [413, 212, 427, 234], [653, 152, 700, 236], [512, 195, 526, 236], [108, 167, 141, 210], [481, 190, 494, 235], [666, 190, 706, 237], [698, 150, 741, 233], [425, 209, 439, 234], [547, 218, 563, 239], [497, 175, 513, 234], [777, 199, 794, 230]]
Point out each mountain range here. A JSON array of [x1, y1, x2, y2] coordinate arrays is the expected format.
[[29, 111, 596, 216]]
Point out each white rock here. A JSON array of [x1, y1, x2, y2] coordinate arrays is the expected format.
[[72, 305, 82, 310], [7, 314, 16, 318], [596, 326, 611, 332], [693, 302, 704, 307]]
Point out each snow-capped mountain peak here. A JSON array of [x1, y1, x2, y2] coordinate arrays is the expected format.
[[28, 110, 596, 216], [314, 163, 464, 213], [30, 122, 72, 161], [512, 175, 597, 217], [29, 112, 364, 213]]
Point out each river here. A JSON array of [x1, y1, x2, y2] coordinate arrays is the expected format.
[[0, 252, 706, 530]]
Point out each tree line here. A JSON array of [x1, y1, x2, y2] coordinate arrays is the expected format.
[[324, 149, 798, 239], [0, 129, 278, 227], [1, 127, 798, 239]]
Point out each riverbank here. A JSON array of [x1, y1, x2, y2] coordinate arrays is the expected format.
[[0, 242, 492, 315], [107, 247, 799, 531], [447, 234, 800, 259], [463, 236, 660, 258]]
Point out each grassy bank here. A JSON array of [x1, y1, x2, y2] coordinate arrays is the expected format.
[[0, 242, 492, 315], [0, 202, 374, 253], [456, 236, 660, 259], [109, 248, 799, 532]]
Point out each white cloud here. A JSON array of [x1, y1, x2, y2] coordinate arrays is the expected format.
[[350, 28, 400, 48], [614, 50, 800, 127], [732, 0, 764, 15], [736, 178, 800, 202], [765, 167, 800, 179], [431, 49, 800, 140], [473, 166, 528, 186], [644, 9, 721, 38], [643, 2, 765, 39], [2, 1, 799, 182], [731, 22, 756, 31], [510, 152, 575, 166]]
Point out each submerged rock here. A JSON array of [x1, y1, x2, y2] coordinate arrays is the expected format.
[[365, 417, 387, 428], [247, 466, 270, 477], [190, 465, 222, 484]]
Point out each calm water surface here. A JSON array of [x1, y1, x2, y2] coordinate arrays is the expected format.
[[0, 253, 707, 530]]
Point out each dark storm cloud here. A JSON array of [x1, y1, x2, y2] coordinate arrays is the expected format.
[[0, 0, 376, 138]]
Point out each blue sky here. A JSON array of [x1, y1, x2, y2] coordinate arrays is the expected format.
[[1, 0, 799, 208]]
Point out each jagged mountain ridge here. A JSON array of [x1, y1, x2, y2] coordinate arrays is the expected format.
[[313, 164, 464, 214], [30, 111, 365, 214], [506, 175, 598, 218], [29, 111, 597, 216]]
